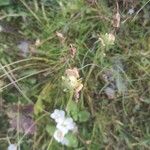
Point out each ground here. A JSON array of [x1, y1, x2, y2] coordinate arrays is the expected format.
[[0, 0, 150, 150]]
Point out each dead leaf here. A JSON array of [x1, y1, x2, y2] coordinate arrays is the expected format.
[[75, 83, 83, 100], [112, 12, 120, 28], [7, 104, 36, 135], [56, 31, 65, 43], [86, 0, 97, 5], [104, 87, 115, 100], [35, 39, 41, 47], [65, 68, 79, 79], [10, 114, 36, 135], [112, 2, 120, 28], [69, 44, 77, 58]]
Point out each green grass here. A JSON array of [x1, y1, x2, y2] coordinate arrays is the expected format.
[[0, 0, 150, 149]]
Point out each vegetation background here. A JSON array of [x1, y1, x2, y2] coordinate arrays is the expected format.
[[0, 0, 150, 149]]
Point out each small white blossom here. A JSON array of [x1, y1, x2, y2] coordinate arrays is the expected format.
[[50, 109, 65, 123], [51, 109, 77, 146], [53, 129, 69, 145], [128, 9, 134, 15], [56, 117, 76, 135], [7, 144, 17, 150]]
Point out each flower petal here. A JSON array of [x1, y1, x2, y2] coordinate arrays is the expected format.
[[53, 129, 65, 142], [56, 117, 77, 134], [50, 109, 65, 123], [7, 144, 17, 150], [61, 137, 69, 145], [56, 123, 69, 135]]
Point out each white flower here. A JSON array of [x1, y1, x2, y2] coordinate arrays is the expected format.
[[53, 129, 69, 146], [56, 117, 76, 135], [51, 109, 77, 146], [7, 144, 17, 150], [128, 9, 134, 15], [50, 109, 65, 123]]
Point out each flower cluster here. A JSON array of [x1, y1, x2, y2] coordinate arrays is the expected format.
[[99, 33, 115, 46], [62, 68, 83, 99], [50, 109, 77, 146]]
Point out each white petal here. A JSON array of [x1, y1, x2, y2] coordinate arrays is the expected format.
[[50, 109, 65, 123], [56, 123, 69, 135], [69, 122, 76, 131], [55, 117, 65, 124], [64, 117, 76, 130], [8, 144, 17, 150], [61, 137, 69, 145], [65, 117, 73, 123], [56, 117, 76, 134], [53, 130, 64, 142], [128, 9, 134, 15], [50, 109, 58, 119]]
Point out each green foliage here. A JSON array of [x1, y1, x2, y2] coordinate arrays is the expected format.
[[0, 0, 150, 149], [34, 82, 52, 115], [67, 101, 90, 122], [0, 0, 11, 6], [46, 125, 56, 136], [67, 100, 79, 121], [66, 133, 78, 148], [34, 98, 44, 115], [78, 110, 90, 122]]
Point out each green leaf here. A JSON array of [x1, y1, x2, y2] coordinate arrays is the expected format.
[[34, 82, 52, 115], [66, 101, 79, 121], [38, 82, 52, 102], [78, 110, 90, 122], [46, 125, 55, 136], [66, 133, 78, 148], [34, 99, 44, 115]]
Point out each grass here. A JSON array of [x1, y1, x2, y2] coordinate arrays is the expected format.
[[0, 0, 150, 149]]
